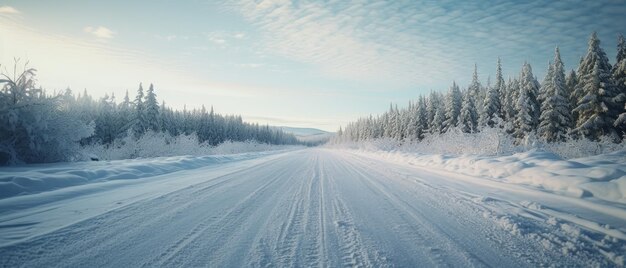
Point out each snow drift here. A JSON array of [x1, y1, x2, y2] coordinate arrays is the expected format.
[[338, 147, 626, 205], [0, 149, 297, 199]]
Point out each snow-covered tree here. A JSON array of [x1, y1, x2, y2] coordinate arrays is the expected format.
[[468, 64, 483, 110], [427, 91, 444, 134], [94, 93, 117, 144], [431, 107, 446, 134], [538, 47, 573, 142], [613, 34, 626, 135], [514, 62, 540, 139], [501, 78, 516, 124], [480, 59, 503, 127], [426, 91, 439, 128], [572, 32, 621, 140], [145, 83, 160, 132], [132, 83, 146, 138], [415, 96, 428, 140], [443, 81, 462, 132], [565, 70, 578, 104], [0, 64, 93, 164], [459, 89, 478, 133], [117, 90, 133, 136]]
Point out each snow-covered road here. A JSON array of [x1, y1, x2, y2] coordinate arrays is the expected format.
[[1, 149, 625, 267]]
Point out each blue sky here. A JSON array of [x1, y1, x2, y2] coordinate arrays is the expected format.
[[1, 0, 625, 131]]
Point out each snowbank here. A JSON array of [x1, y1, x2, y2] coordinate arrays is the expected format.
[[0, 149, 296, 199], [341, 148, 626, 204], [330, 127, 626, 159], [81, 131, 302, 161]]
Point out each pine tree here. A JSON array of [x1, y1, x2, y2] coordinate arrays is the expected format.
[[392, 104, 402, 140], [442, 81, 462, 132], [383, 103, 395, 138], [468, 64, 483, 110], [431, 107, 446, 134], [565, 70, 578, 106], [538, 47, 573, 142], [613, 34, 626, 135], [427, 92, 444, 134], [426, 91, 438, 129], [404, 102, 418, 140], [459, 89, 478, 133], [573, 32, 621, 140], [480, 59, 503, 127], [117, 90, 133, 136], [501, 78, 515, 124], [538, 61, 554, 108], [616, 34, 626, 64], [514, 62, 540, 139], [414, 96, 428, 140], [94, 94, 116, 144], [132, 83, 146, 138], [145, 83, 160, 132]]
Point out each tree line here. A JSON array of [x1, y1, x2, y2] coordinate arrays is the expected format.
[[0, 68, 299, 165], [335, 33, 626, 144]]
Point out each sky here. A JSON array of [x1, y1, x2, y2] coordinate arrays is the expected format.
[[1, 0, 625, 131]]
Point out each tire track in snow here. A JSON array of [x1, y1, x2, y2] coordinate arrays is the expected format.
[[200, 152, 326, 267], [0, 156, 292, 267], [323, 157, 385, 268], [2, 149, 620, 267], [333, 151, 508, 267], [142, 164, 292, 266], [341, 150, 604, 267], [273, 163, 312, 267], [144, 156, 308, 267]]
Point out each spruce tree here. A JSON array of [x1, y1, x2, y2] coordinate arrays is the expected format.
[[443, 81, 462, 132], [480, 59, 503, 127], [468, 64, 483, 110], [565, 70, 578, 106], [501, 78, 515, 124], [145, 83, 160, 132], [613, 34, 626, 135], [573, 32, 621, 140], [132, 83, 146, 138], [514, 62, 540, 139], [538, 47, 573, 142], [459, 89, 478, 133], [415, 96, 428, 140]]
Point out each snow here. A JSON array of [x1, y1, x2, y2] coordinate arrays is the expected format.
[[338, 147, 626, 204], [0, 148, 625, 267], [0, 149, 297, 199]]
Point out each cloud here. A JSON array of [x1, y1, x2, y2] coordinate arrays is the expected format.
[[84, 26, 116, 39], [154, 34, 189, 41], [0, 6, 19, 14], [210, 37, 226, 44], [237, 63, 264, 68], [228, 0, 626, 89], [242, 115, 343, 131]]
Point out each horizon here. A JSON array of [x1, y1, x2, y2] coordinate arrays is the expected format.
[[1, 0, 625, 132]]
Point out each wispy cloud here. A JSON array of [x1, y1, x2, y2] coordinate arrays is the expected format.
[[242, 115, 344, 131], [84, 26, 116, 39], [154, 34, 189, 41], [0, 6, 20, 14], [228, 0, 626, 88], [237, 63, 264, 68]]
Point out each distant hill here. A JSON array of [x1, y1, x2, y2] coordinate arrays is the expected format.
[[275, 126, 334, 145]]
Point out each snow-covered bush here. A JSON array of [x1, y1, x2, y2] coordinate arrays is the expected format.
[[82, 130, 301, 160], [329, 126, 626, 159], [0, 65, 94, 165]]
